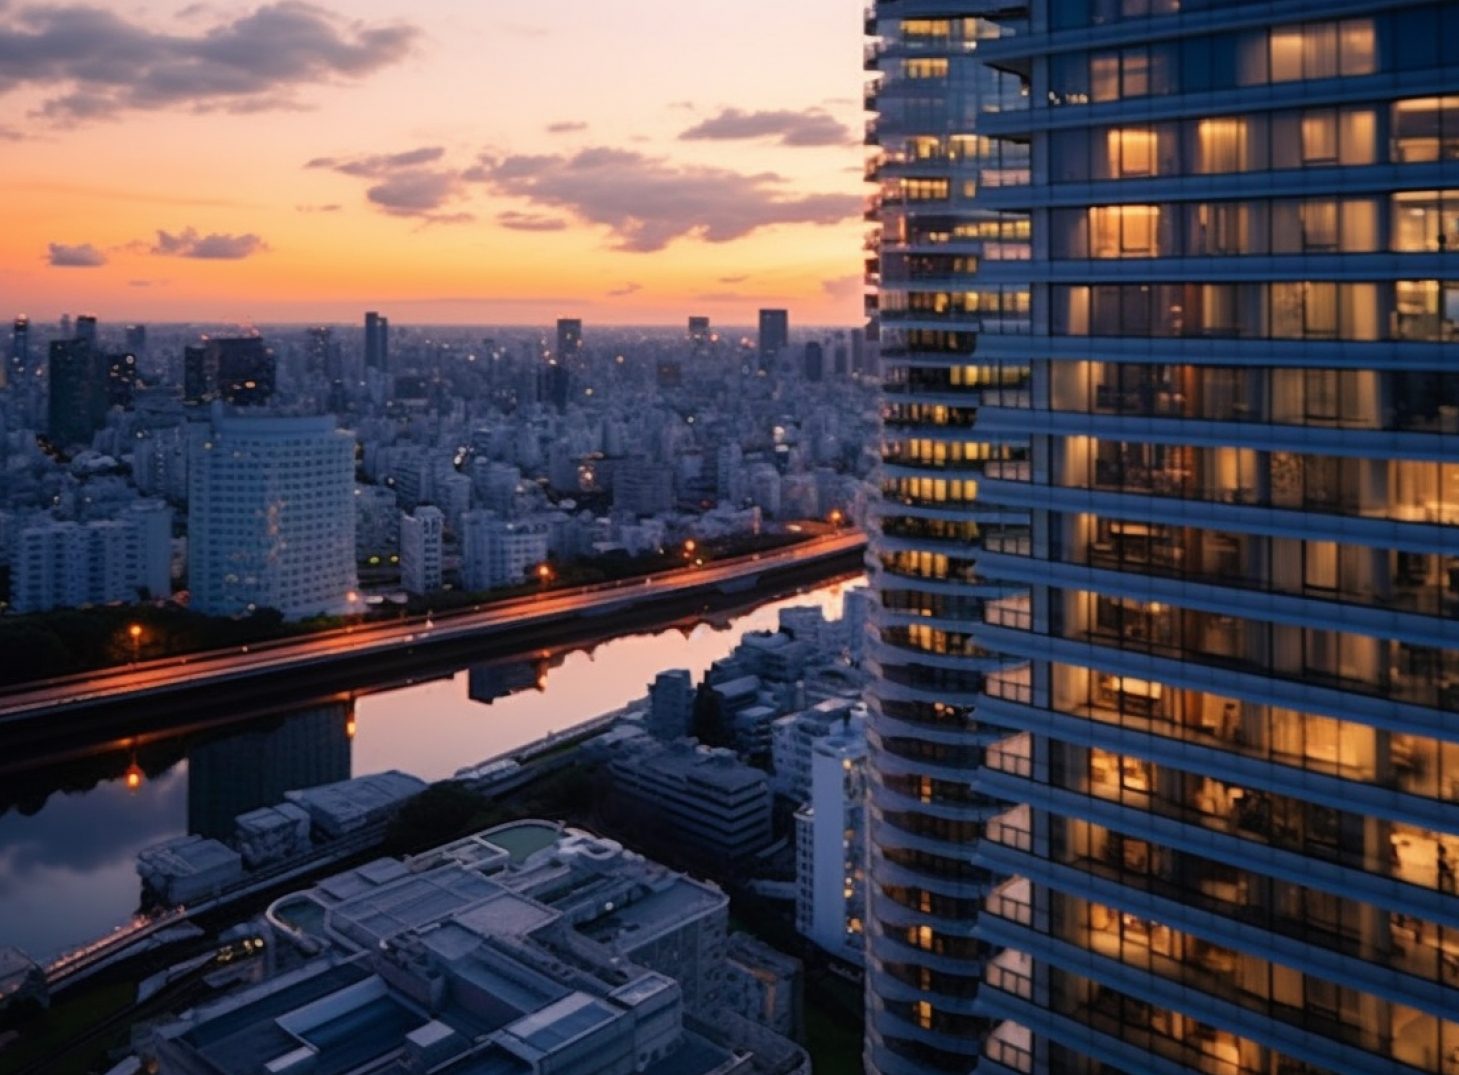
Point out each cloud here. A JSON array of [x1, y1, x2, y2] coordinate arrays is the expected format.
[[496, 210, 567, 232], [308, 145, 467, 220], [470, 146, 860, 252], [151, 227, 267, 259], [679, 107, 854, 147], [718, 274, 748, 284], [306, 146, 444, 177], [546, 121, 586, 134], [1, 2, 418, 124], [296, 202, 341, 213], [607, 282, 642, 297], [822, 274, 863, 300], [47, 242, 106, 266]]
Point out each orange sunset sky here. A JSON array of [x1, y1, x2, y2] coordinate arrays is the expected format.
[[0, 0, 868, 325]]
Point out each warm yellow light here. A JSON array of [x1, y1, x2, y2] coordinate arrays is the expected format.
[[346, 719, 356, 739], [128, 624, 142, 640], [125, 763, 143, 791]]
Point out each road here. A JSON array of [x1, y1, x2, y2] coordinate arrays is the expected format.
[[0, 529, 866, 721]]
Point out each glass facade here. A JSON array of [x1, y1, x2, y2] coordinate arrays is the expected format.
[[866, 1, 1459, 1073]]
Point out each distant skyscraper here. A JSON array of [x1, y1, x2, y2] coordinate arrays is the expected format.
[[540, 360, 570, 411], [58, 313, 71, 339], [688, 316, 711, 350], [364, 311, 389, 371], [125, 324, 147, 360], [6, 315, 26, 383], [189, 408, 357, 620], [75, 314, 97, 349], [47, 338, 105, 447], [305, 326, 333, 379], [757, 309, 789, 369], [210, 337, 275, 406], [105, 351, 138, 408], [183, 344, 213, 404], [802, 341, 824, 383], [556, 318, 583, 362]]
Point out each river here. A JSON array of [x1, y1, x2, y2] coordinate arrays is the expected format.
[[0, 576, 862, 962]]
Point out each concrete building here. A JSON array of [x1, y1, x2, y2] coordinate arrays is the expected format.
[[149, 822, 808, 1075], [364, 310, 389, 371], [460, 512, 548, 592], [188, 408, 358, 620], [723, 933, 803, 1040], [647, 668, 695, 740], [757, 309, 789, 370], [8, 506, 171, 613], [770, 698, 863, 802], [793, 718, 865, 967], [47, 338, 105, 448], [866, 1, 1459, 1071], [608, 741, 773, 862], [399, 505, 444, 594], [137, 835, 243, 905]]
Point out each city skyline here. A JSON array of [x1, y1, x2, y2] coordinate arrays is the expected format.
[[0, 0, 866, 325]]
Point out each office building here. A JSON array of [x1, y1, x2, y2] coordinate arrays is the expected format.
[[125, 323, 147, 360], [105, 351, 138, 408], [74, 314, 97, 350], [758, 309, 789, 368], [802, 341, 824, 383], [210, 337, 275, 405], [364, 310, 389, 371], [182, 344, 211, 404], [689, 314, 712, 349], [46, 338, 105, 447], [608, 740, 773, 862], [188, 407, 357, 620], [304, 325, 333, 378], [648, 669, 695, 740], [867, 2, 1459, 1073], [557, 317, 583, 361], [399, 504, 444, 594], [8, 315, 28, 380]]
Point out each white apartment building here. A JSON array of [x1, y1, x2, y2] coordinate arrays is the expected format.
[[460, 511, 548, 592], [794, 719, 866, 966], [9, 501, 172, 613], [399, 505, 443, 595], [188, 408, 357, 620]]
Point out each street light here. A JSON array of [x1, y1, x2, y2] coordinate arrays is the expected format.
[[829, 509, 844, 528], [127, 623, 142, 662], [537, 563, 553, 587]]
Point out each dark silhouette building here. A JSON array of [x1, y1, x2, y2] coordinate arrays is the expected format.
[[758, 309, 789, 369], [802, 341, 824, 382], [47, 339, 106, 447], [364, 311, 389, 372], [556, 318, 583, 362]]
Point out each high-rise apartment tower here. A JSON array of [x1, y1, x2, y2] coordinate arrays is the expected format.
[[867, 2, 1459, 1073]]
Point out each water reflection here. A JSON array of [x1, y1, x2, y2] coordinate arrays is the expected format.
[[187, 703, 353, 840], [0, 577, 858, 960]]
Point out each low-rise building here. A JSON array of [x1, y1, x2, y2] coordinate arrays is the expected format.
[[150, 822, 808, 1075], [608, 741, 773, 862], [399, 505, 444, 594]]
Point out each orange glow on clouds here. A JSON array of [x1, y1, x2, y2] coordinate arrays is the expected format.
[[0, 0, 867, 324]]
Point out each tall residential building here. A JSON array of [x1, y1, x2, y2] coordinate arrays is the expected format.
[[8, 509, 170, 613], [689, 315, 712, 349], [399, 505, 444, 595], [364, 310, 389, 371], [74, 314, 97, 350], [758, 308, 789, 368], [794, 716, 866, 966], [188, 407, 357, 620], [47, 338, 105, 447], [867, 3, 1459, 1074]]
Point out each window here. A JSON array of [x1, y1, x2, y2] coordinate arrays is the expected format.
[[1392, 191, 1459, 252]]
